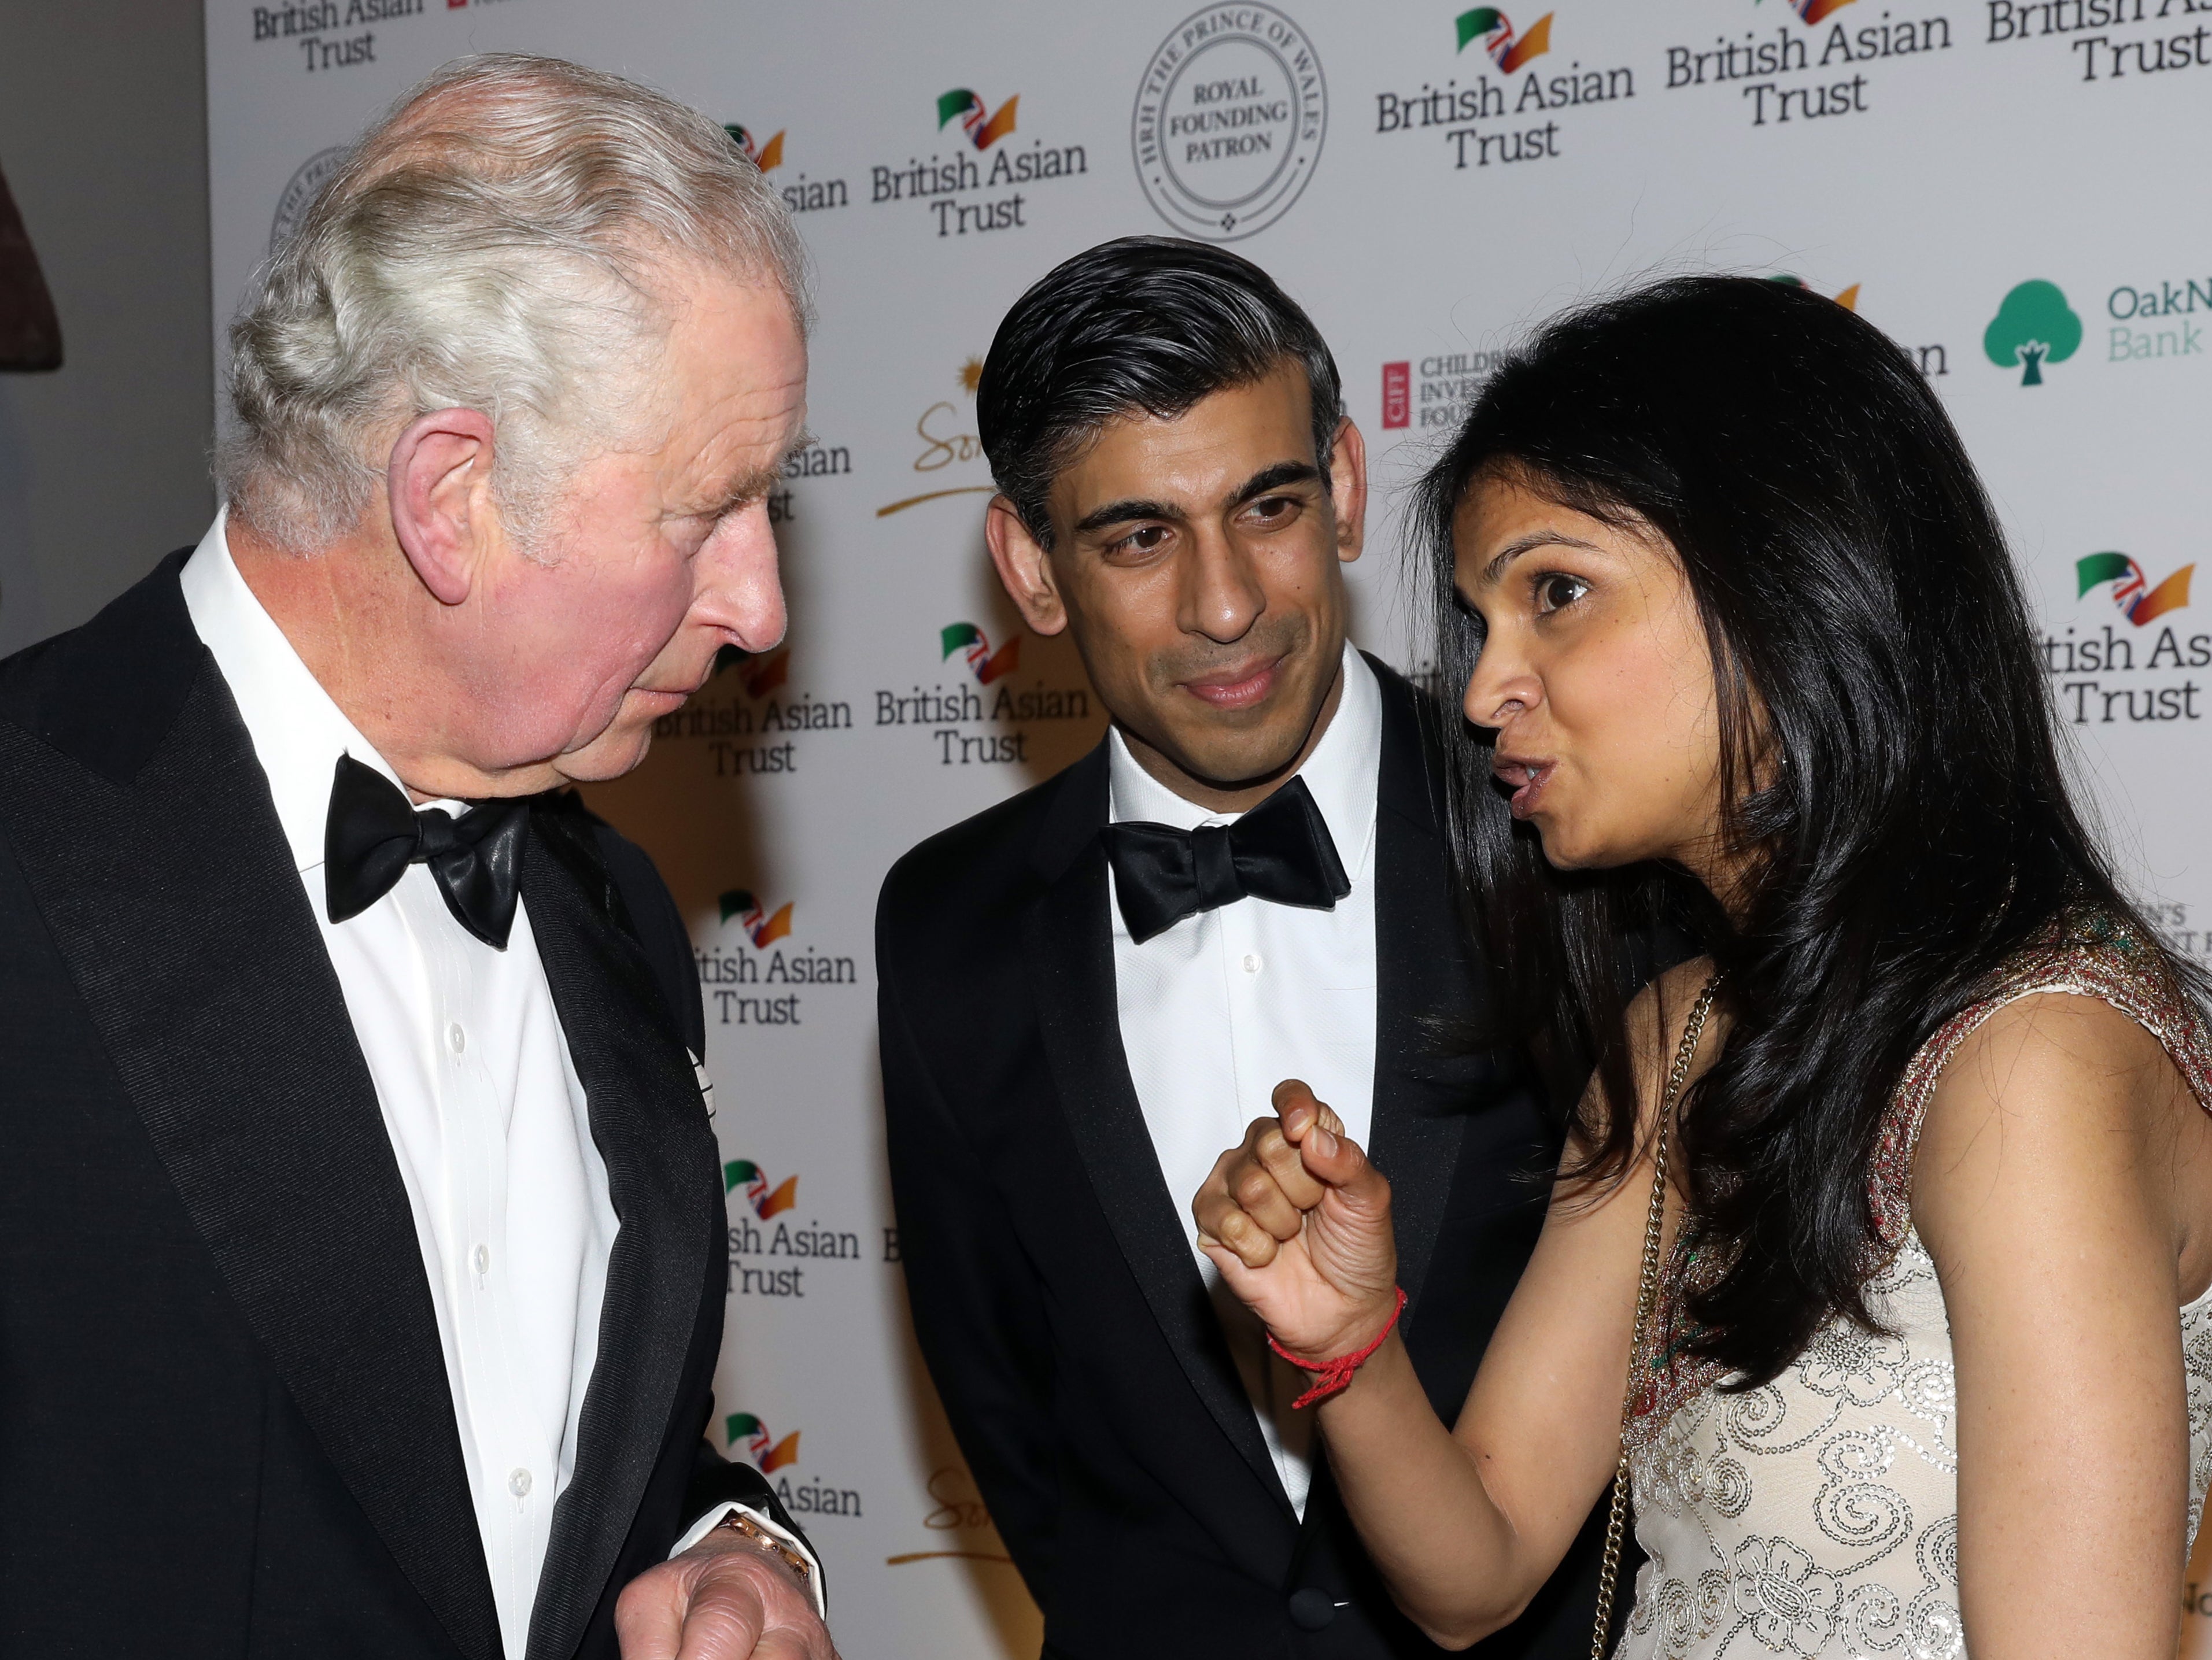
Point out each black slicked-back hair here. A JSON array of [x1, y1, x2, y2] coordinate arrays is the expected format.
[[977, 235, 1343, 546]]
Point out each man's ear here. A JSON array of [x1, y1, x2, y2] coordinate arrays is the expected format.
[[387, 408, 500, 607], [1327, 416, 1368, 566], [984, 496, 1070, 635]]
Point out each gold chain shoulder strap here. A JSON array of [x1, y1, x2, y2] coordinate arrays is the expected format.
[[1587, 974, 1720, 1659]]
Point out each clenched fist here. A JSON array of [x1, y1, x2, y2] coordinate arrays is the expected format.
[[1192, 1079, 1401, 1366], [616, 1529, 836, 1660]]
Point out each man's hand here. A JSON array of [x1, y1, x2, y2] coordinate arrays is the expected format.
[[616, 1529, 836, 1660]]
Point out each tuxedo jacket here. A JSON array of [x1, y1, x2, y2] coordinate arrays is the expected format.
[[878, 659, 1608, 1660], [0, 553, 803, 1660]]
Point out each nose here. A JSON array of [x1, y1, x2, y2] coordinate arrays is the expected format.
[[692, 498, 787, 654], [1178, 524, 1268, 645], [1462, 629, 1540, 731]]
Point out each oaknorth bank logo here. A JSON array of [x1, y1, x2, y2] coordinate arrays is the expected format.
[[724, 123, 784, 171], [1985, 280, 2082, 385], [725, 1161, 800, 1219], [942, 622, 1020, 685], [938, 88, 1018, 149], [726, 1413, 801, 1473], [1761, 0, 1858, 21], [1457, 8, 1553, 71], [2079, 552, 2193, 627], [721, 889, 795, 948]]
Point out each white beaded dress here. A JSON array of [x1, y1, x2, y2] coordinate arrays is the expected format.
[[1615, 916, 2212, 1659]]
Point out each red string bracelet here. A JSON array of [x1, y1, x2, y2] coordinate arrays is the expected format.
[[1267, 1288, 1408, 1410]]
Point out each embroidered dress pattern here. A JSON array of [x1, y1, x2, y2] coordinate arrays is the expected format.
[[1615, 916, 2212, 1658]]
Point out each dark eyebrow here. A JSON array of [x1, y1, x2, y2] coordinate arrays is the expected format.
[[1479, 530, 1604, 588], [1229, 459, 1323, 506], [1070, 459, 1325, 538]]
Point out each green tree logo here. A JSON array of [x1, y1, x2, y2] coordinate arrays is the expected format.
[[1983, 280, 2081, 386]]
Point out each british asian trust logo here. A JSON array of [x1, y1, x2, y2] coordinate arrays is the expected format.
[[721, 1151, 866, 1297], [876, 620, 1095, 767], [1374, 7, 1634, 172], [723, 1414, 863, 1521], [1133, 3, 1327, 241], [2043, 550, 2207, 726], [872, 87, 1087, 238], [696, 883, 856, 1029], [1663, 0, 1956, 128], [653, 647, 855, 781], [943, 622, 1020, 685], [723, 122, 849, 216], [726, 1413, 800, 1473], [725, 1158, 799, 1219], [720, 1137, 866, 1298], [1985, 0, 2212, 87]]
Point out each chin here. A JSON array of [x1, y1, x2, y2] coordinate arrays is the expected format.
[[555, 725, 654, 785]]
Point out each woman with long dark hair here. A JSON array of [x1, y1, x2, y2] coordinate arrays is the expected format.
[[1194, 274, 2212, 1657]]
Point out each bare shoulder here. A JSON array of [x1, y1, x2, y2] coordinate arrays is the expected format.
[[1915, 989, 2194, 1236]]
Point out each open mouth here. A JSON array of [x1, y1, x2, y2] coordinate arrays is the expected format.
[[1492, 757, 1554, 819]]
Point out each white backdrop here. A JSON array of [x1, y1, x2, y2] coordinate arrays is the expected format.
[[204, 1, 2212, 1653]]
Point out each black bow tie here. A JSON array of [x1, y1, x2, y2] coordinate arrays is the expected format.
[[323, 755, 530, 949], [1102, 774, 1351, 945]]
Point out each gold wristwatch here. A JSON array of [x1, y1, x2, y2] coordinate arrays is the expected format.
[[713, 1510, 814, 1591]]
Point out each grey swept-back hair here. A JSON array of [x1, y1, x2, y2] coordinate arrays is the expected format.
[[218, 53, 810, 553]]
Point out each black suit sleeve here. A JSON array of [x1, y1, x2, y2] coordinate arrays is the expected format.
[[878, 923, 1062, 1600], [588, 821, 819, 1574]]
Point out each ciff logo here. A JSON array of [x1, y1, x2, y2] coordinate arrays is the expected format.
[[1761, 0, 1857, 20], [724, 123, 784, 171], [1985, 280, 2082, 387], [2079, 552, 2193, 627], [938, 88, 1018, 150], [943, 622, 1021, 685], [726, 1413, 802, 1473], [721, 888, 795, 948], [725, 1160, 799, 1219], [1456, 8, 1552, 72]]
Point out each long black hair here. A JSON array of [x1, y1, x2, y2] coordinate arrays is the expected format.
[[1419, 274, 2195, 1385]]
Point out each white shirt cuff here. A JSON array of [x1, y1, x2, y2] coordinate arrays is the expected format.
[[671, 1502, 828, 1620]]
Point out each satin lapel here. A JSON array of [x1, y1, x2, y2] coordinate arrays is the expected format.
[[1022, 753, 1294, 1521], [523, 819, 720, 1660], [0, 641, 500, 1659], [1364, 666, 1472, 1325]]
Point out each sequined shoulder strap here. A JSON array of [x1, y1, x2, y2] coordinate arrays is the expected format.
[[1868, 915, 2212, 1253]]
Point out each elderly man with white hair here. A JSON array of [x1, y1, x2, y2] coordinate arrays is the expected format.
[[0, 54, 833, 1660]]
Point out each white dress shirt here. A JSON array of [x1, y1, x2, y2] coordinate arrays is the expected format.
[[181, 515, 616, 1658], [1109, 641, 1382, 1519]]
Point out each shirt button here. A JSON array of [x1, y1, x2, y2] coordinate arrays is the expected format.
[[1242, 953, 1263, 975], [509, 1467, 533, 1498], [448, 1022, 466, 1055], [474, 1244, 490, 1275]]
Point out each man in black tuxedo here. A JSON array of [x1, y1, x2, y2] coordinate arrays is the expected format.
[[877, 238, 1606, 1659], [0, 56, 831, 1660]]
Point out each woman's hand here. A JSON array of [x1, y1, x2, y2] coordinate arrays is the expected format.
[[1192, 1079, 1399, 1362]]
